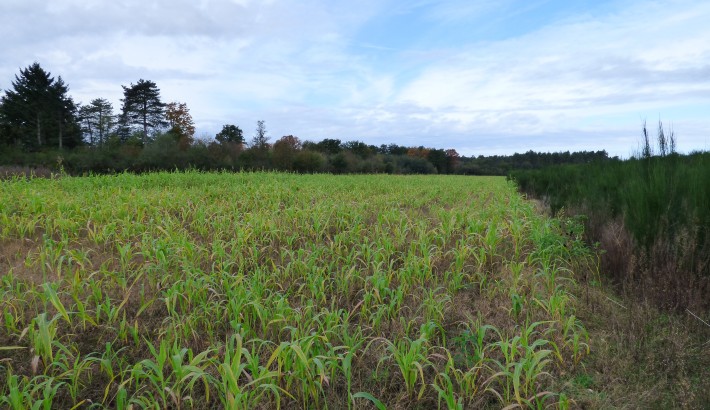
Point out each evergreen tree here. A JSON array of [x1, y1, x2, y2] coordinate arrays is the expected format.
[[0, 62, 80, 149], [78, 98, 114, 146], [215, 124, 244, 145], [120, 79, 166, 144], [250, 120, 270, 150]]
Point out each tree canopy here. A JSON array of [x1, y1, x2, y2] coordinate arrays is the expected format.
[[0, 62, 80, 149], [79, 98, 114, 146], [165, 101, 195, 149], [120, 79, 166, 144], [215, 124, 244, 145], [250, 120, 270, 150], [0, 62, 617, 177]]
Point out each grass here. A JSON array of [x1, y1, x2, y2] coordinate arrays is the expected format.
[[0, 171, 608, 408]]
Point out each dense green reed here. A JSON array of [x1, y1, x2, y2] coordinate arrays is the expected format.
[[511, 152, 710, 249], [511, 152, 710, 310], [0, 171, 594, 408]]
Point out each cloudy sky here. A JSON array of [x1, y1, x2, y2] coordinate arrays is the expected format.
[[1, 0, 709, 156]]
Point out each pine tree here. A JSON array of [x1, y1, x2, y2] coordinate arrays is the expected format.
[[0, 62, 80, 150], [120, 79, 166, 145], [79, 98, 115, 146]]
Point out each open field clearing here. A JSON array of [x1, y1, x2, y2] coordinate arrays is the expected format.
[[0, 172, 597, 409]]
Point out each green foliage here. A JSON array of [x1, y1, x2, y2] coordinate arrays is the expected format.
[[272, 135, 301, 170], [460, 150, 611, 175], [215, 124, 244, 145], [0, 61, 618, 179], [396, 155, 437, 174], [292, 150, 325, 173], [511, 145, 710, 310], [78, 98, 115, 146], [0, 62, 81, 150], [119, 79, 166, 144], [511, 152, 710, 252], [250, 120, 270, 151]]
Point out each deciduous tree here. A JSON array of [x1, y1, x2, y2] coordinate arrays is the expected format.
[[272, 135, 302, 170], [250, 120, 270, 150], [165, 101, 195, 149], [445, 149, 460, 172], [215, 124, 244, 145]]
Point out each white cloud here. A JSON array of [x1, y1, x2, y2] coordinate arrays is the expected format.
[[391, 0, 710, 153], [1, 0, 709, 155]]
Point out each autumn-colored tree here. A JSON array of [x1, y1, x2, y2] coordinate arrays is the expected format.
[[407, 147, 430, 159], [445, 148, 461, 171], [276, 135, 301, 150], [165, 101, 195, 150]]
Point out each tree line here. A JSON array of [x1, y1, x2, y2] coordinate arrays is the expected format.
[[0, 62, 613, 175]]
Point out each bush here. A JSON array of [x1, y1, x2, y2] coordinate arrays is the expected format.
[[395, 155, 437, 174], [510, 151, 710, 311], [293, 150, 325, 173]]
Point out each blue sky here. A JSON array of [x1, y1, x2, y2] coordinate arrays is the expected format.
[[1, 0, 709, 156]]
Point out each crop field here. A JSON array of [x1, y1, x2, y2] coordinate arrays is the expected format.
[[0, 172, 595, 409]]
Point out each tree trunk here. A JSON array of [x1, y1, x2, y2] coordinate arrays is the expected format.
[[143, 100, 148, 145], [36, 114, 42, 146], [98, 111, 103, 145]]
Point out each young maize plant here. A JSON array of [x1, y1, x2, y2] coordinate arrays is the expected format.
[[0, 172, 595, 408]]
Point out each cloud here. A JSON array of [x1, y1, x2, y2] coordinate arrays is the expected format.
[[391, 0, 710, 153], [1, 0, 709, 156]]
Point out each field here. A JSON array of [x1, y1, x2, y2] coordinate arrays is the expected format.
[[0, 172, 597, 408]]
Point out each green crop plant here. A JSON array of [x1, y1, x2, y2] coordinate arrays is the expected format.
[[374, 324, 437, 400], [219, 333, 273, 409], [419, 286, 452, 323], [1, 374, 32, 410], [432, 371, 464, 410], [26, 313, 59, 366], [0, 172, 593, 408]]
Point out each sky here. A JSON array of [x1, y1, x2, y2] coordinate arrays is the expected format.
[[1, 0, 709, 157]]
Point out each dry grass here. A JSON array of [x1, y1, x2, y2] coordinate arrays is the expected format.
[[0, 165, 54, 180], [518, 202, 710, 409], [569, 280, 710, 409]]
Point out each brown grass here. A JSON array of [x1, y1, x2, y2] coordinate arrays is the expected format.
[[570, 280, 710, 409], [0, 165, 54, 179], [525, 202, 710, 408]]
